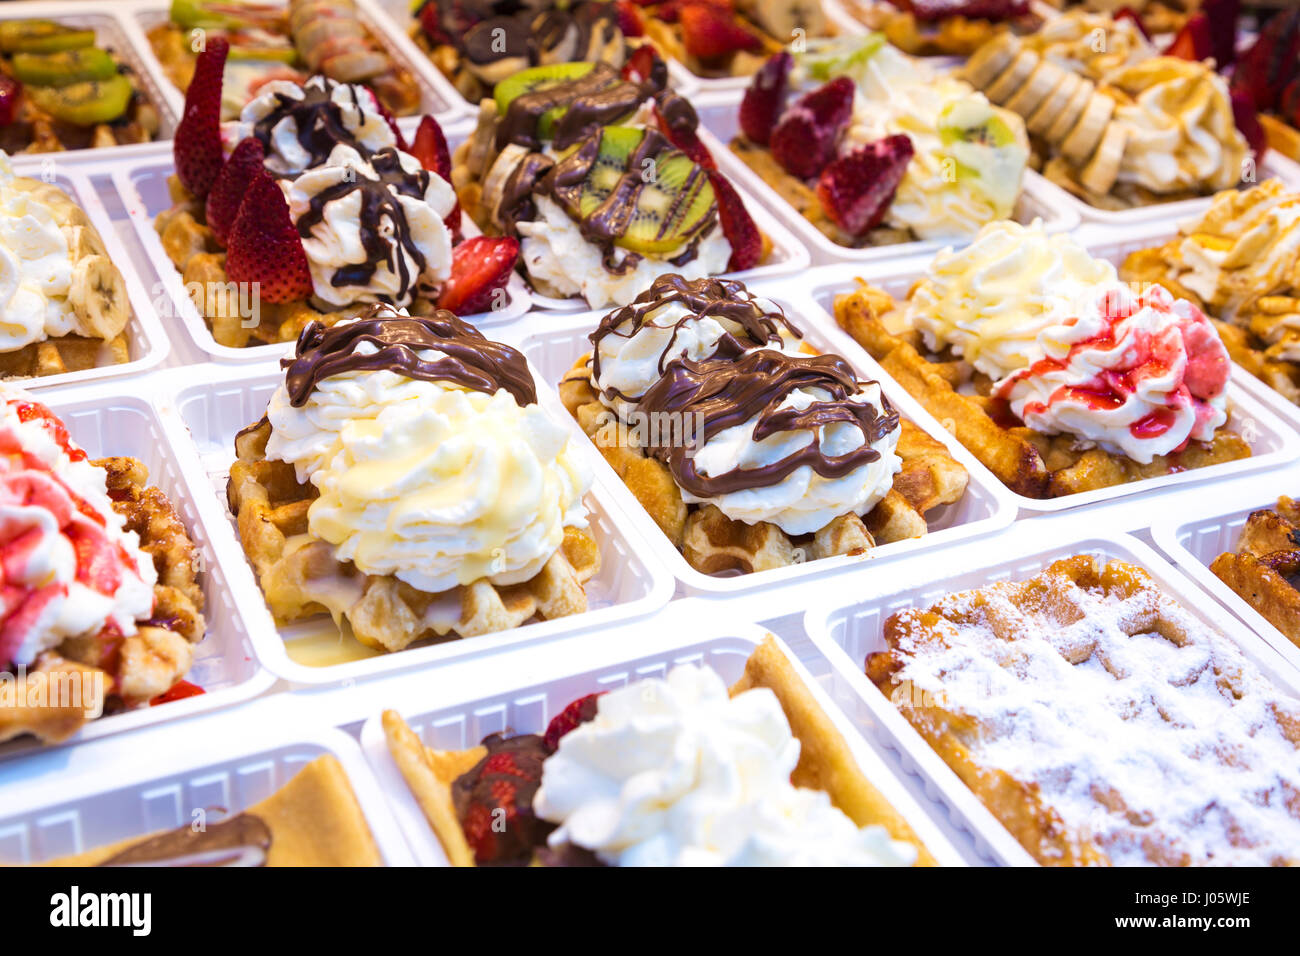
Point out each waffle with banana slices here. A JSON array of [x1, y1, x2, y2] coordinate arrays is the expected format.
[[0, 176, 131, 379]]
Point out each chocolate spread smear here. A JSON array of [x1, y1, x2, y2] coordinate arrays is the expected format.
[[98, 814, 272, 868], [282, 305, 537, 407]]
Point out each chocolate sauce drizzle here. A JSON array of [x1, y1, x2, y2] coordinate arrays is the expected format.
[[496, 62, 652, 152], [590, 274, 803, 403], [456, 0, 623, 76], [637, 349, 899, 497], [98, 814, 272, 868], [451, 733, 556, 866], [282, 305, 537, 407], [250, 78, 375, 172]]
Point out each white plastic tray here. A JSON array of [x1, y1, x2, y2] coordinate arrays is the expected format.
[[128, 0, 461, 124], [802, 523, 1300, 866], [1152, 486, 1300, 678], [0, 2, 178, 162], [357, 617, 966, 866], [109, 135, 532, 364], [0, 376, 273, 760], [526, 134, 813, 312], [799, 257, 1300, 514], [153, 360, 674, 686], [515, 302, 1016, 595], [0, 699, 413, 865], [5, 157, 170, 390], [693, 94, 1082, 267]]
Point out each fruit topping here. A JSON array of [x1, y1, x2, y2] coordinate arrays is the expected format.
[[654, 91, 715, 168], [900, 0, 1029, 22], [174, 37, 229, 198], [225, 169, 313, 303], [0, 75, 21, 127], [550, 125, 716, 255], [437, 236, 520, 315], [1204, 0, 1240, 68], [1112, 6, 1150, 41], [1163, 12, 1213, 62], [25, 74, 133, 126], [452, 733, 553, 865], [0, 20, 95, 54], [797, 34, 885, 82], [770, 75, 855, 180], [739, 51, 792, 146], [11, 48, 116, 87], [205, 136, 266, 246], [1231, 88, 1266, 155], [816, 134, 914, 237], [1233, 9, 1300, 112], [622, 43, 666, 89], [410, 114, 462, 239], [679, 3, 761, 62], [170, 0, 285, 30], [543, 692, 603, 751], [615, 0, 644, 36], [708, 169, 762, 270]]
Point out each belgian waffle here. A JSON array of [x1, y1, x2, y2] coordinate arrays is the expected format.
[[834, 282, 1252, 498], [226, 420, 598, 653], [1211, 496, 1300, 648], [383, 636, 939, 867], [868, 555, 1300, 866], [559, 352, 967, 574], [0, 456, 206, 745]]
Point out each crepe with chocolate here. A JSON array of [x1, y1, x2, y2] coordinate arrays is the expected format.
[[35, 756, 382, 867]]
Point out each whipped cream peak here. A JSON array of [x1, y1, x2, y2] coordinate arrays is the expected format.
[[994, 283, 1231, 463], [533, 663, 918, 867], [906, 219, 1119, 379], [0, 388, 156, 671], [264, 315, 591, 595], [589, 274, 802, 421]]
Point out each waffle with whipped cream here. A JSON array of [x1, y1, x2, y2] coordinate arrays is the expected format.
[[560, 275, 968, 575], [1121, 179, 1300, 405], [835, 220, 1251, 498], [869, 555, 1300, 866], [228, 308, 598, 654]]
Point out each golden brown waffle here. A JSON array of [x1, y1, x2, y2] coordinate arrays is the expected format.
[[834, 282, 1252, 498], [559, 352, 967, 574], [227, 419, 598, 653], [383, 635, 939, 867], [869, 555, 1300, 866], [1120, 181, 1300, 405], [859, 8, 1009, 56], [0, 334, 129, 380], [0, 456, 206, 745], [42, 755, 382, 866], [728, 138, 914, 248], [1210, 496, 1300, 648]]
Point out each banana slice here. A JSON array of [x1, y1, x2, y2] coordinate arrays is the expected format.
[[960, 32, 1019, 91], [1004, 62, 1062, 118], [1027, 71, 1083, 136], [985, 51, 1039, 105], [1045, 78, 1096, 145], [479, 144, 531, 226], [68, 255, 129, 341], [1059, 91, 1115, 166], [64, 225, 108, 261], [1079, 120, 1128, 195]]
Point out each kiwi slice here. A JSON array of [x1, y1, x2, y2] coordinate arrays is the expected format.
[[493, 61, 596, 117], [12, 49, 116, 87], [25, 73, 133, 126], [170, 0, 281, 30], [556, 126, 716, 256], [0, 20, 96, 54], [798, 33, 886, 82], [938, 98, 1027, 209]]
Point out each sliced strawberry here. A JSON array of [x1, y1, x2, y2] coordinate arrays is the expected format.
[[438, 236, 519, 315], [410, 115, 462, 240], [770, 76, 855, 181], [654, 93, 714, 168], [225, 170, 313, 304], [543, 692, 603, 752], [1112, 7, 1150, 41], [739, 51, 793, 146], [680, 3, 761, 62], [0, 75, 20, 128], [1164, 12, 1213, 62], [708, 169, 762, 271], [1233, 10, 1300, 112], [174, 37, 229, 200], [656, 0, 682, 23], [205, 137, 266, 247], [417, 0, 451, 45], [1232, 88, 1267, 156], [150, 680, 205, 706], [615, 0, 644, 36], [816, 134, 914, 238], [622, 44, 667, 89], [453, 733, 551, 865], [1203, 0, 1240, 68]]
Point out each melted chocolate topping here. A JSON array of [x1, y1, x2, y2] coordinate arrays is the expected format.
[[637, 349, 899, 497], [98, 814, 272, 868], [282, 305, 537, 407], [495, 61, 647, 152], [590, 274, 802, 402], [451, 0, 622, 77], [250, 78, 376, 172]]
